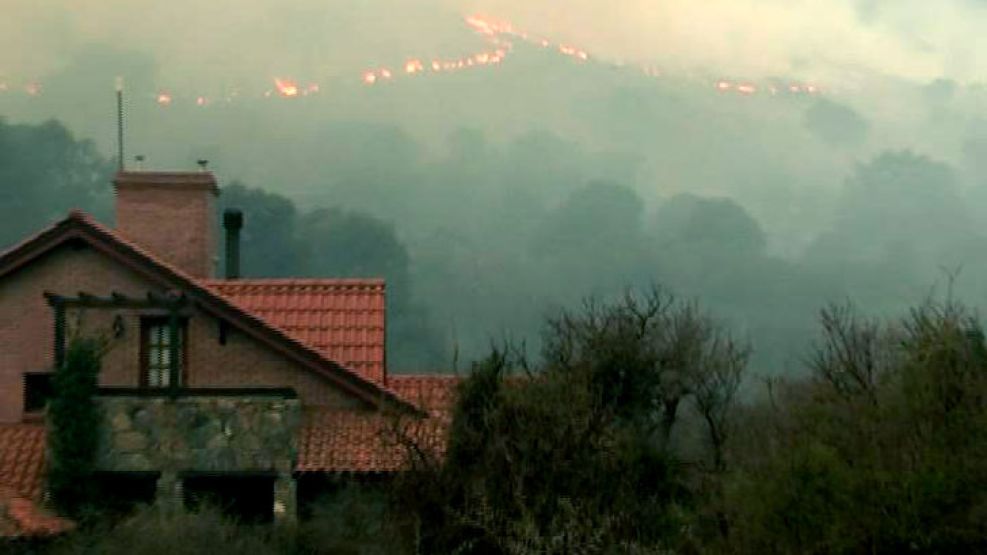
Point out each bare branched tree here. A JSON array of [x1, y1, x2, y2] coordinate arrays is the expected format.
[[810, 302, 888, 405]]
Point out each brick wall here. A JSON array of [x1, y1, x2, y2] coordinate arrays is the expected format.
[[114, 172, 218, 279], [0, 243, 151, 423], [0, 242, 364, 423]]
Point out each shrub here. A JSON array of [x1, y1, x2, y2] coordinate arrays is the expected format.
[[394, 287, 748, 553], [43, 504, 287, 555], [724, 300, 987, 554], [47, 338, 103, 515]]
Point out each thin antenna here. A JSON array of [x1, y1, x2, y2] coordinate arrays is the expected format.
[[115, 77, 125, 171]]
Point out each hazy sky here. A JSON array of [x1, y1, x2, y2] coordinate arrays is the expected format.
[[4, 0, 985, 89]]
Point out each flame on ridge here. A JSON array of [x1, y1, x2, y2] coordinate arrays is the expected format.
[[274, 78, 299, 97], [0, 13, 826, 104]]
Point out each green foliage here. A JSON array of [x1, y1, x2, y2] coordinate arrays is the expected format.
[[41, 491, 407, 555], [396, 288, 748, 553], [47, 338, 103, 516], [650, 193, 767, 257], [296, 484, 408, 555], [44, 504, 287, 555], [0, 118, 112, 247], [218, 183, 301, 279], [803, 99, 870, 147], [724, 299, 987, 554], [32, 295, 987, 554], [218, 181, 444, 368]]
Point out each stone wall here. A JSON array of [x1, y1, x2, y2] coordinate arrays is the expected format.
[[97, 394, 300, 474]]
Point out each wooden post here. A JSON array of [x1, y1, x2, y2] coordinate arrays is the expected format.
[[273, 473, 297, 527], [52, 299, 66, 371], [156, 471, 183, 513]]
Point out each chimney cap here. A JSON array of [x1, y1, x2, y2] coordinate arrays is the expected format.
[[223, 208, 244, 229], [113, 171, 219, 194]]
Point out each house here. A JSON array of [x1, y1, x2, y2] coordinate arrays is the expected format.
[[0, 170, 457, 535]]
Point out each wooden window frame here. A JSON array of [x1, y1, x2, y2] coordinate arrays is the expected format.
[[139, 317, 189, 388]]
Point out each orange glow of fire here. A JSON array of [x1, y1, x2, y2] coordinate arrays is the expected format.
[[0, 13, 833, 104], [274, 78, 299, 97], [736, 83, 757, 95]]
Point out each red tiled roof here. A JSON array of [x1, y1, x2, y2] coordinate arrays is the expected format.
[[296, 376, 459, 472], [388, 375, 460, 415], [0, 489, 75, 538], [0, 425, 46, 500], [0, 425, 73, 538], [297, 408, 449, 473], [206, 279, 386, 384]]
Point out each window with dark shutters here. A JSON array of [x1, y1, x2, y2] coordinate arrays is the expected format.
[[140, 318, 187, 387]]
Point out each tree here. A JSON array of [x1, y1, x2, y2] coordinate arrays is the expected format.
[[395, 287, 748, 553], [218, 182, 444, 369], [0, 118, 112, 249], [803, 99, 869, 148], [532, 180, 645, 259], [725, 298, 987, 553], [803, 151, 986, 309], [298, 207, 411, 307], [48, 338, 103, 515], [650, 193, 767, 257], [217, 182, 302, 278]]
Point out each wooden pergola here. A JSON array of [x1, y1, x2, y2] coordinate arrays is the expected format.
[[44, 290, 189, 395]]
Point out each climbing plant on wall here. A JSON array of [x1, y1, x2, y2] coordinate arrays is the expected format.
[[48, 337, 103, 515]]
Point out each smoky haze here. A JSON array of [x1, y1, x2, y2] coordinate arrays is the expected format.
[[2, 0, 987, 373], [5, 0, 987, 82]]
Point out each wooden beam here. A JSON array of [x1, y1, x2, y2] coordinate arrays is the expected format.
[[43, 291, 188, 310], [53, 302, 66, 371]]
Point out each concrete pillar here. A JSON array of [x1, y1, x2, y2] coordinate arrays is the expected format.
[[273, 473, 297, 526], [156, 471, 184, 513]]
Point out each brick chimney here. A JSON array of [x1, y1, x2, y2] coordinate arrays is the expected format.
[[113, 171, 219, 278]]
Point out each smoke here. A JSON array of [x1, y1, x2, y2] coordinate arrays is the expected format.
[[4, 0, 986, 90], [4, 1, 987, 373], [1, 0, 464, 87], [463, 0, 987, 83]]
